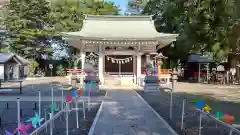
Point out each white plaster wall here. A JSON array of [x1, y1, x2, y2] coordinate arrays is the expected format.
[[12, 64, 19, 79], [0, 64, 4, 80], [24, 66, 29, 77]]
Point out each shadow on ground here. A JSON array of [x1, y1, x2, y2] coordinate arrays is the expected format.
[[0, 81, 106, 97], [138, 88, 240, 135], [0, 80, 105, 135]]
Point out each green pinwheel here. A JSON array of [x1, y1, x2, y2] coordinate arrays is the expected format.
[[50, 103, 58, 113], [26, 112, 44, 128], [216, 112, 224, 120]]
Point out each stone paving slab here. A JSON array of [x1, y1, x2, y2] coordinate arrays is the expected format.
[[89, 90, 178, 135]]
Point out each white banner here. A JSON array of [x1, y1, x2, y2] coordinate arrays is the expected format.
[[107, 56, 133, 64]]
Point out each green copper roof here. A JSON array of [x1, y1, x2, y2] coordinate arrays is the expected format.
[[62, 15, 178, 40]]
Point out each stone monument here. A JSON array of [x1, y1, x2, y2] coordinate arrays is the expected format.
[[83, 63, 100, 92], [144, 63, 159, 92]]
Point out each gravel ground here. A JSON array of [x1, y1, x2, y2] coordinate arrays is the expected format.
[[138, 90, 240, 135]]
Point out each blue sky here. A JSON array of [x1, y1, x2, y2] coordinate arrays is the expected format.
[[106, 0, 127, 14]]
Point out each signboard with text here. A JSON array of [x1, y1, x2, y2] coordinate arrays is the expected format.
[[49, 64, 53, 69]]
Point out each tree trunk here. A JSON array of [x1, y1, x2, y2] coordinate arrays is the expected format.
[[228, 23, 240, 80]]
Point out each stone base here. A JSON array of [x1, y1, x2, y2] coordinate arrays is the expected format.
[[84, 83, 99, 92], [144, 83, 159, 92]]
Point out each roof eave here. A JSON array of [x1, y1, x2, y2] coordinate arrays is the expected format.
[[62, 33, 178, 41]]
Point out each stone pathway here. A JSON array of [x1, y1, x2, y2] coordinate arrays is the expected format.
[[89, 90, 177, 135]]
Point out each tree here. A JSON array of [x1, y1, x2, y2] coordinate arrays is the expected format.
[[4, 0, 54, 59], [50, 0, 120, 59], [143, 0, 190, 60], [143, 0, 236, 62], [125, 0, 148, 15], [51, 0, 120, 33], [0, 5, 8, 52]]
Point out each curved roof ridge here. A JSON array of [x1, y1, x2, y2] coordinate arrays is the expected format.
[[85, 15, 153, 21]]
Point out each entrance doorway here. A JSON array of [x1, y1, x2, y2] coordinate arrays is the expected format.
[[105, 55, 133, 75], [104, 55, 134, 86]]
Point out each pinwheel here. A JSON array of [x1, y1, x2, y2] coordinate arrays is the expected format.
[[50, 103, 58, 113], [67, 87, 73, 91], [195, 100, 205, 109], [26, 112, 44, 128], [202, 104, 212, 113], [216, 112, 224, 120], [71, 90, 77, 97], [223, 114, 235, 124], [12, 122, 31, 135], [66, 94, 72, 102], [78, 87, 83, 95]]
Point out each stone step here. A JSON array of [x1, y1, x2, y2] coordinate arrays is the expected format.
[[104, 76, 121, 86]]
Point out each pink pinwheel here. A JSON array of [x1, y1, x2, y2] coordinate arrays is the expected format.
[[12, 122, 31, 135], [66, 94, 72, 102]]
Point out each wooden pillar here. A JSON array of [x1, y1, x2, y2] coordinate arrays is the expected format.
[[137, 53, 141, 86], [98, 45, 104, 85], [80, 51, 85, 85], [133, 55, 136, 83], [198, 63, 201, 83], [146, 54, 150, 64], [157, 59, 162, 87]]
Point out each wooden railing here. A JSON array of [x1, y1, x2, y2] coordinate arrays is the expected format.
[[160, 69, 172, 74], [142, 68, 172, 75], [66, 69, 83, 73]]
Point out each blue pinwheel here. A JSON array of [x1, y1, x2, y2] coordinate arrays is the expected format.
[[71, 90, 77, 97], [195, 100, 205, 109], [26, 112, 44, 128]]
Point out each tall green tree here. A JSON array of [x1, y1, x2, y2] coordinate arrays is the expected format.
[[50, 0, 120, 60], [4, 0, 54, 59], [0, 5, 8, 52], [51, 0, 120, 32], [143, 0, 190, 59], [143, 0, 236, 62]]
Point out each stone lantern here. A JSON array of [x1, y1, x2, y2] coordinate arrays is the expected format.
[[153, 53, 167, 87], [143, 53, 167, 92]]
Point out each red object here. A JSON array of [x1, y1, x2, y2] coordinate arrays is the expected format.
[[66, 95, 72, 102], [78, 87, 83, 96], [223, 114, 235, 124]]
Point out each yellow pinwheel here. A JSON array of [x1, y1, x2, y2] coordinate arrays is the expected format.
[[202, 104, 212, 113]]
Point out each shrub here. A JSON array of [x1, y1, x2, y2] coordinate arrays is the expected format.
[[28, 60, 39, 77], [56, 65, 66, 76]]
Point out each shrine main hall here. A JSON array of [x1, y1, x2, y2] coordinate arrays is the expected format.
[[62, 15, 178, 85]]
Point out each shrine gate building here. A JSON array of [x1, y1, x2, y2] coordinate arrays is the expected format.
[[62, 15, 178, 85]]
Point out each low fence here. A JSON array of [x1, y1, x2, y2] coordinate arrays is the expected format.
[[161, 89, 240, 135], [0, 81, 100, 135]]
